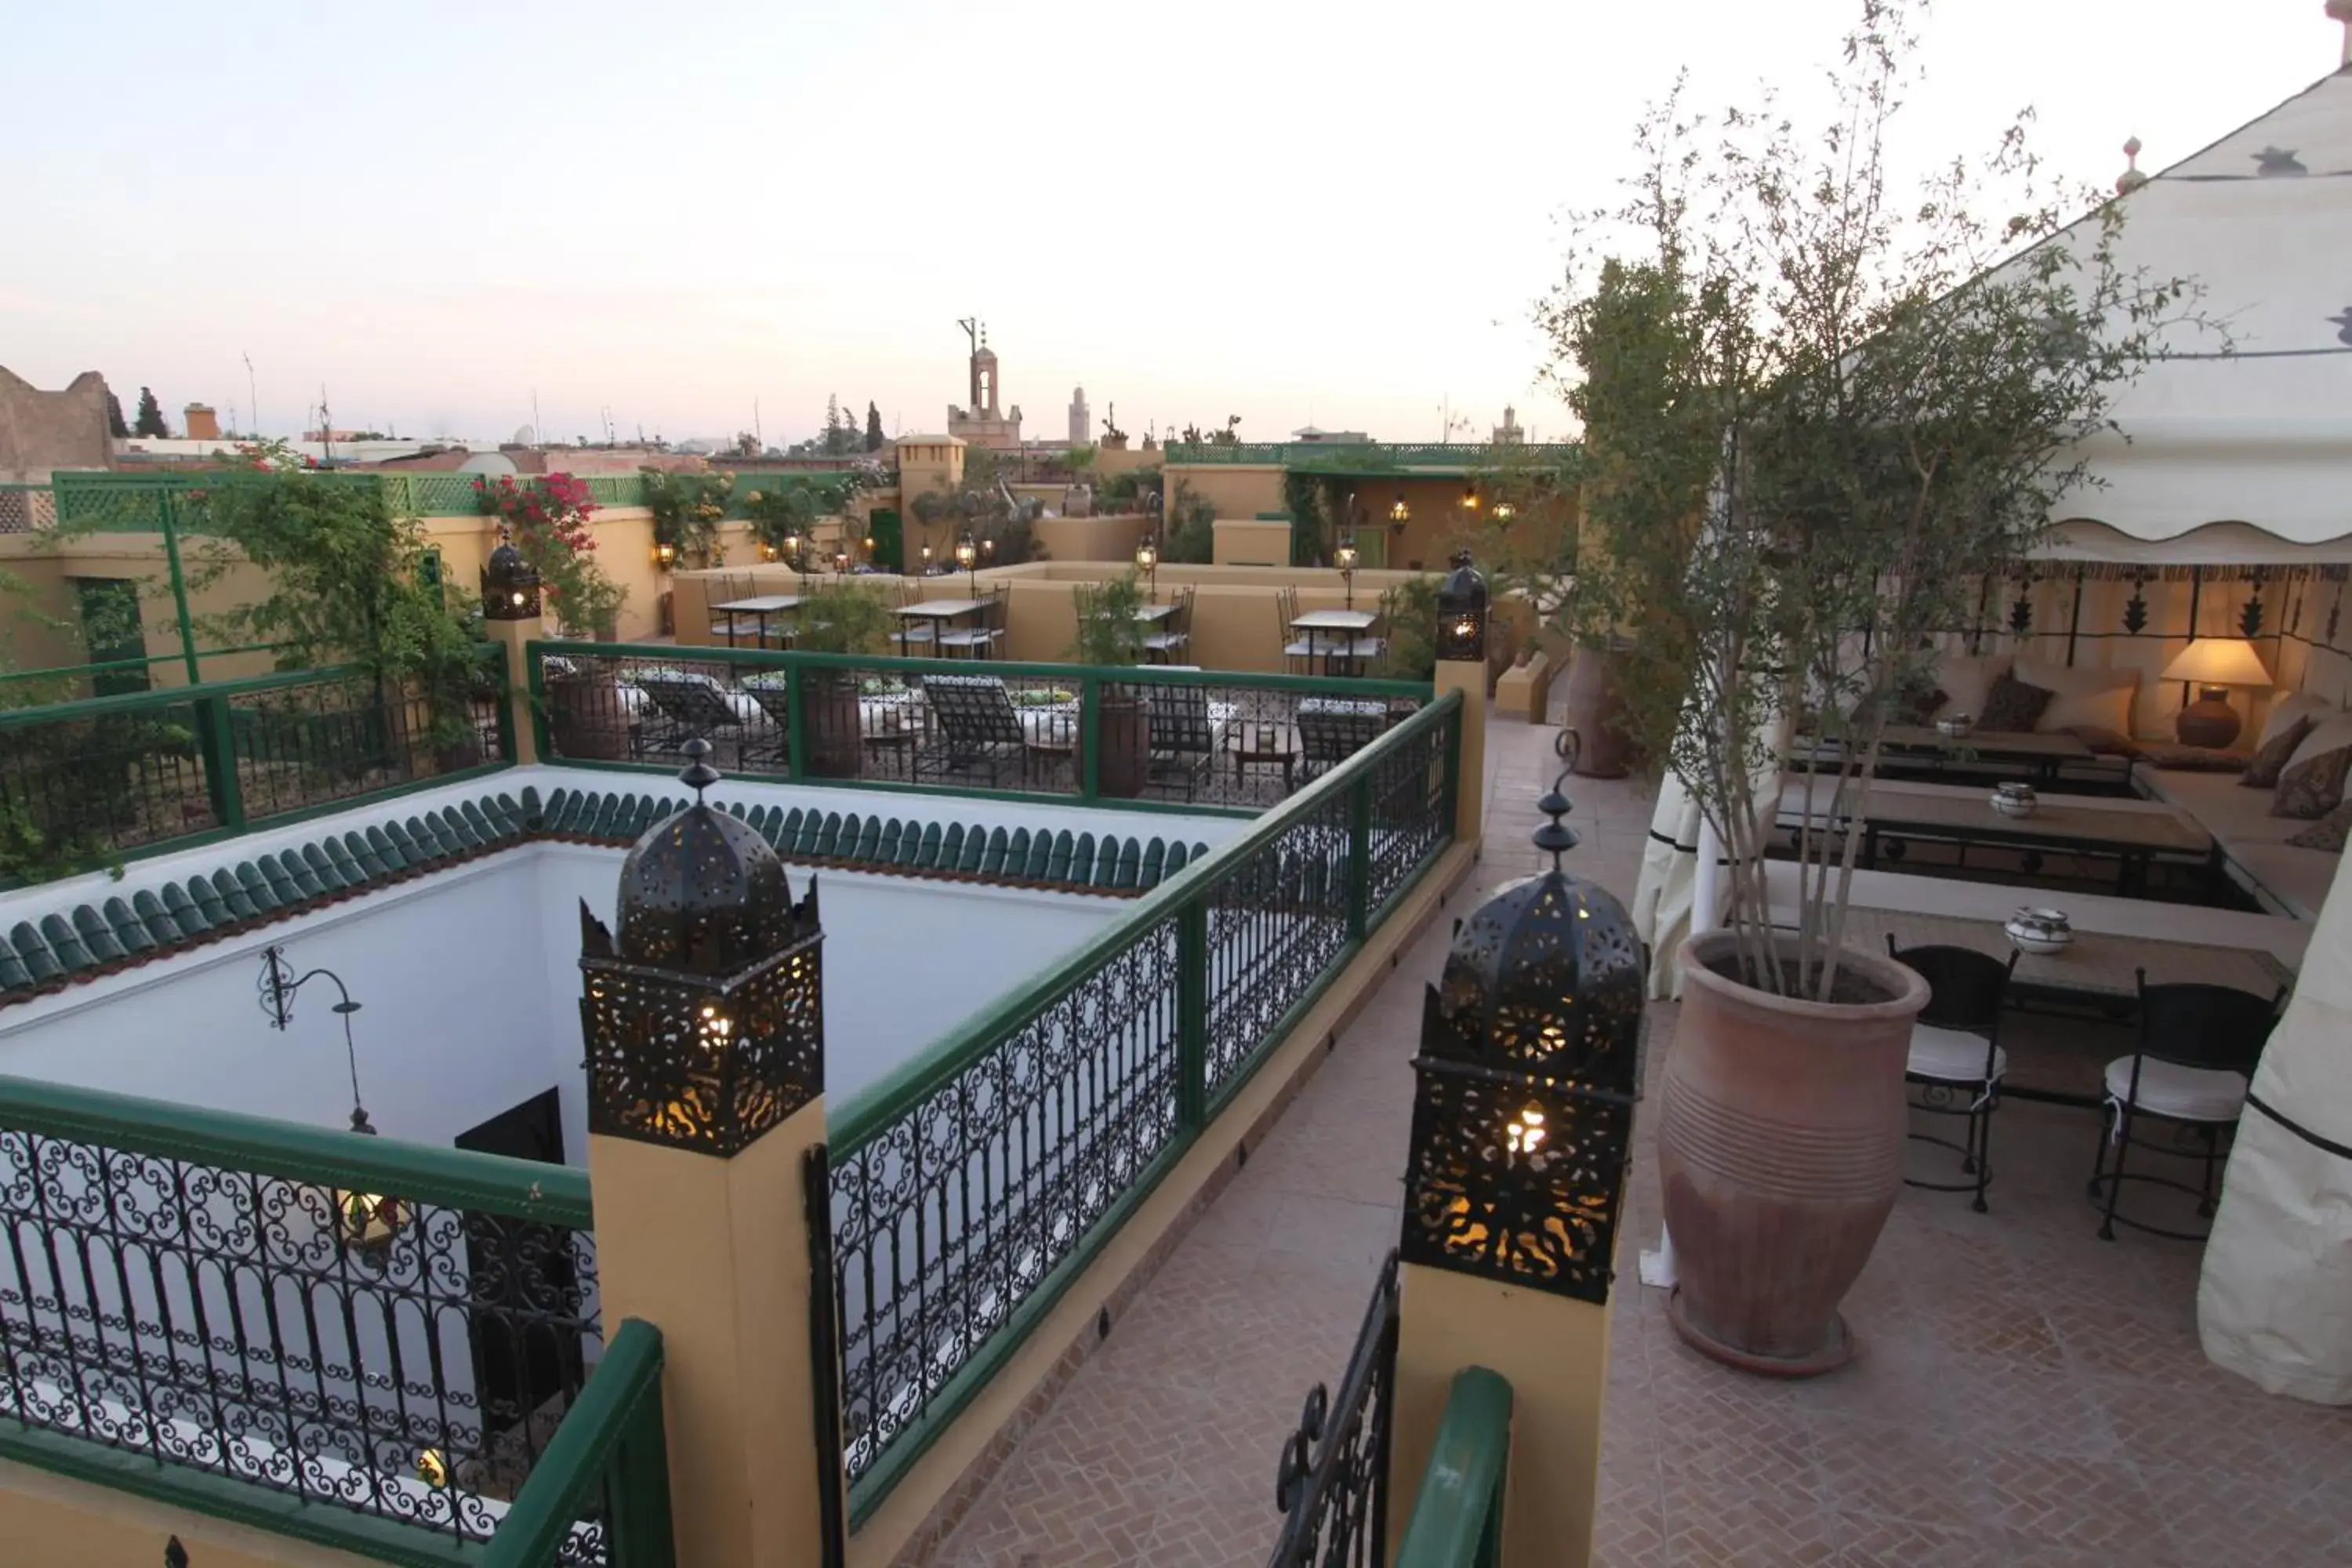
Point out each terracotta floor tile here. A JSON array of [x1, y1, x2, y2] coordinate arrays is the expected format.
[[1828, 1511, 2000, 1566]]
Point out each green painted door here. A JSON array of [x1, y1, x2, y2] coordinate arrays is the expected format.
[[869, 509, 903, 572], [74, 579, 149, 696]]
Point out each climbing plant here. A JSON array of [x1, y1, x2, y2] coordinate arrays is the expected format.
[[641, 468, 731, 566]]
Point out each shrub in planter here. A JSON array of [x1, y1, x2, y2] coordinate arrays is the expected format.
[[789, 583, 900, 778], [1072, 573, 1149, 797]]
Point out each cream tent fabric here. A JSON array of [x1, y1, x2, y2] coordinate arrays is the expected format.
[[1633, 774, 1710, 1001], [2015, 68, 2352, 557], [2198, 847, 2352, 1404]]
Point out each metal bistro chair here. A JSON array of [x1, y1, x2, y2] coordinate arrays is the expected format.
[[938, 584, 1010, 660], [1297, 697, 1388, 781], [707, 573, 763, 646], [895, 580, 938, 659], [1889, 938, 2017, 1213], [1144, 586, 1196, 663], [1146, 680, 1218, 800], [2089, 974, 2283, 1242], [628, 670, 760, 766], [920, 673, 1029, 788], [1276, 586, 1316, 674]]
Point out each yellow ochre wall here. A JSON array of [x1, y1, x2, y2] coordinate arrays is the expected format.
[[0, 1459, 373, 1568]]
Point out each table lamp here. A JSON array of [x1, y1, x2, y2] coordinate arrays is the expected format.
[[2161, 637, 2271, 747]]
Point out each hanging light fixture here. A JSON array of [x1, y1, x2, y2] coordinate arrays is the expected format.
[[258, 945, 406, 1262]]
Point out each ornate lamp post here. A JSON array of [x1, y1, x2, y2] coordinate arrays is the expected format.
[[1392, 771, 1644, 1563], [956, 534, 978, 595], [1334, 535, 1359, 612], [1434, 549, 1488, 663], [1134, 535, 1160, 602], [480, 535, 541, 621], [579, 741, 824, 1156]]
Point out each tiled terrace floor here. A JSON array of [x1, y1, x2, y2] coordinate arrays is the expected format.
[[931, 708, 2352, 1566]]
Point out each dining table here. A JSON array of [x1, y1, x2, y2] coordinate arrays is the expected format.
[[895, 598, 989, 657], [710, 593, 800, 648], [1288, 609, 1379, 676]]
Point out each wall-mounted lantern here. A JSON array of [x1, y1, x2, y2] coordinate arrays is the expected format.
[[481, 536, 541, 621], [1389, 491, 1410, 526], [1434, 548, 1489, 662], [258, 944, 408, 1263], [1494, 499, 1517, 524], [579, 741, 824, 1156], [1399, 772, 1645, 1301], [652, 540, 678, 571]]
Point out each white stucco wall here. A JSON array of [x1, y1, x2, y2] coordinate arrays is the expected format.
[[0, 840, 1134, 1166]]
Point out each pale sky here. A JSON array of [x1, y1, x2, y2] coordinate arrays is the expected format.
[[0, 1, 2335, 448]]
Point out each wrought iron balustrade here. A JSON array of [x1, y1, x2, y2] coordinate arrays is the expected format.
[[528, 641, 1429, 814], [820, 694, 1461, 1518], [0, 1076, 600, 1551], [481, 1319, 672, 1568], [1269, 1251, 1400, 1568], [0, 656, 511, 883]]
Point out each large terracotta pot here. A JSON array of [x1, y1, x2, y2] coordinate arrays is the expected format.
[[1098, 694, 1146, 798], [1563, 643, 1633, 779], [1659, 929, 1928, 1374], [806, 674, 863, 779]]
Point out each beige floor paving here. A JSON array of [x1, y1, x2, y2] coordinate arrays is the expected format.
[[928, 707, 2352, 1566]]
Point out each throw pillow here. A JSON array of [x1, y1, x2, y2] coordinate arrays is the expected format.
[[2013, 657, 2141, 736], [2283, 710, 2352, 778], [2259, 691, 2335, 751], [2060, 724, 2140, 758], [2271, 743, 2352, 819], [1979, 676, 2055, 734], [2241, 715, 2317, 789], [2288, 798, 2352, 851], [1931, 652, 2011, 720]]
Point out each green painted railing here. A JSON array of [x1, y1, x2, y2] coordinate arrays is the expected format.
[[826, 689, 1462, 1519], [1396, 1367, 1514, 1567], [0, 652, 514, 885], [0, 1073, 598, 1564], [483, 1320, 674, 1568], [1164, 441, 1578, 470], [525, 639, 1432, 819]]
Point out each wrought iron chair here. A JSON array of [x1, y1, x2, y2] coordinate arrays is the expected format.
[[938, 585, 1010, 660], [1276, 586, 1316, 674], [629, 670, 760, 766], [1146, 680, 1220, 800], [2089, 973, 2283, 1241], [1144, 586, 1196, 663], [895, 580, 938, 659], [1888, 938, 2016, 1212], [1298, 697, 1388, 780], [920, 673, 1029, 787], [706, 573, 763, 646]]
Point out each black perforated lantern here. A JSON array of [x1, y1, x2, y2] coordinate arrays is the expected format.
[[1399, 772, 1645, 1302], [580, 742, 823, 1155], [481, 539, 542, 621], [1435, 549, 1488, 662]]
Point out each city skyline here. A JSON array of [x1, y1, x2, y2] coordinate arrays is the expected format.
[[0, 0, 2331, 448]]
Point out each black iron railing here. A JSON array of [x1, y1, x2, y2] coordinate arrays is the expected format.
[[0, 657, 511, 883], [526, 642, 1430, 815], [822, 695, 1461, 1519], [1269, 1251, 1401, 1568], [0, 1075, 598, 1552], [481, 1319, 673, 1568]]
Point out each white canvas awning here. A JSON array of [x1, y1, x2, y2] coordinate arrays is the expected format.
[[2025, 69, 2352, 557]]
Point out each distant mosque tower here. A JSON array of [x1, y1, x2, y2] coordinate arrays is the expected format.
[[1069, 386, 1091, 445], [1493, 404, 1526, 444]]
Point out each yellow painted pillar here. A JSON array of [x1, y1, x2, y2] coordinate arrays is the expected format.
[[478, 613, 542, 764], [576, 787, 840, 1568], [1384, 775, 1643, 1566], [1389, 1265, 1611, 1566], [1434, 659, 1486, 845], [588, 1101, 833, 1568]]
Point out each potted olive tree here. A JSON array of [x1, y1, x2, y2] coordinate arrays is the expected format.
[[1072, 572, 1149, 798], [779, 581, 899, 777], [1555, 2, 2192, 1373]]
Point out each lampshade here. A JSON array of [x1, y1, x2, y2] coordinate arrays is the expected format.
[[2161, 638, 2272, 688]]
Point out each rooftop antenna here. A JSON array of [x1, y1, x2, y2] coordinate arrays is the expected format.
[[753, 397, 763, 448], [532, 389, 542, 447], [318, 384, 332, 462], [243, 352, 260, 438]]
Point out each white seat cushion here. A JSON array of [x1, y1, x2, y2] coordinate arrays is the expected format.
[[1907, 1025, 2005, 1084], [2103, 1054, 2249, 1123], [1283, 639, 1317, 659]]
